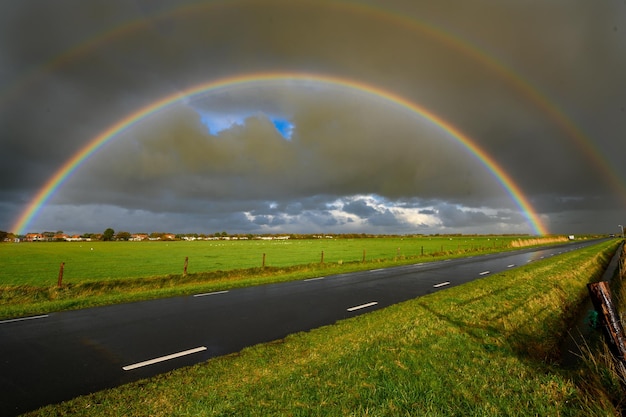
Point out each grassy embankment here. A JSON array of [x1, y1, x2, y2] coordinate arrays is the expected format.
[[0, 236, 568, 320], [576, 242, 626, 411], [23, 238, 622, 416]]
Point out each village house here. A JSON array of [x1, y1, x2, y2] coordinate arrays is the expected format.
[[25, 233, 45, 242], [53, 233, 69, 241]]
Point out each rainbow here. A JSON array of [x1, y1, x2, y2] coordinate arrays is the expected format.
[[11, 72, 548, 235], [1, 0, 624, 207]]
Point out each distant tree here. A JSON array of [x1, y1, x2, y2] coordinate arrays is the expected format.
[[0, 230, 8, 241], [116, 231, 131, 241], [102, 228, 115, 241]]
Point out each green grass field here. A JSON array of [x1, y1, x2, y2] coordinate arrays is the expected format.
[[1, 235, 552, 286], [22, 238, 623, 416], [0, 236, 572, 320]]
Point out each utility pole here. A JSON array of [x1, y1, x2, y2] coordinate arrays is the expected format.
[[619, 225, 624, 238]]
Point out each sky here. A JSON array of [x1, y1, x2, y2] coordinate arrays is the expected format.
[[1, 0, 625, 236]]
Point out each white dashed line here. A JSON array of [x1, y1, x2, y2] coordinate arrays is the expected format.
[[193, 290, 229, 297], [122, 346, 207, 371], [0, 315, 49, 325], [433, 281, 450, 288], [507, 264, 516, 268], [479, 271, 490, 276], [347, 302, 378, 312], [304, 277, 325, 282]]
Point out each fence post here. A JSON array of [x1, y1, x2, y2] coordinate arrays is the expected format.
[[588, 281, 626, 380], [57, 262, 65, 287], [362, 249, 366, 263], [262, 253, 266, 268], [183, 256, 188, 277], [320, 251, 324, 264]]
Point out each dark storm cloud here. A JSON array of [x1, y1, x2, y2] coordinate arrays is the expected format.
[[343, 200, 378, 219], [1, 0, 624, 234], [58, 93, 500, 209], [435, 204, 505, 229]]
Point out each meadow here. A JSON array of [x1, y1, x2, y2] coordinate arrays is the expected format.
[[23, 238, 623, 416], [0, 235, 570, 320], [1, 235, 560, 286]]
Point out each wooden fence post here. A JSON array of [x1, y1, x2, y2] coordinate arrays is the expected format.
[[262, 253, 266, 268], [362, 249, 366, 263], [57, 262, 65, 287], [588, 281, 626, 379], [183, 256, 188, 277], [320, 251, 324, 264]]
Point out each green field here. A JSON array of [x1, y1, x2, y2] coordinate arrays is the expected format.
[[22, 238, 623, 416], [0, 235, 573, 320], [1, 235, 551, 286]]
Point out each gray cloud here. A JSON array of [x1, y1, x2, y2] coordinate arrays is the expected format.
[[1, 0, 624, 235]]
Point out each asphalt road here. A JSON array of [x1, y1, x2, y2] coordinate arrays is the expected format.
[[0, 239, 606, 415]]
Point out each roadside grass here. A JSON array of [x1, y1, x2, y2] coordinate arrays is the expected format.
[[575, 242, 626, 412], [24, 239, 621, 416], [0, 236, 570, 320]]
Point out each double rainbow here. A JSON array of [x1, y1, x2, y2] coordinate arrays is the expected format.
[[2, 0, 623, 208]]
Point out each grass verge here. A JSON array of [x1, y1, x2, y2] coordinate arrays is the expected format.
[[23, 239, 621, 416], [575, 242, 626, 412]]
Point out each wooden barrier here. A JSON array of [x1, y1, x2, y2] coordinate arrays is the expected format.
[[587, 281, 626, 380], [57, 262, 65, 287]]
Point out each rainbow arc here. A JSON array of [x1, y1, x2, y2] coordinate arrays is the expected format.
[[11, 72, 548, 235]]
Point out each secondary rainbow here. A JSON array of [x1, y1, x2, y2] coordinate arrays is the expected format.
[[11, 72, 548, 235], [3, 0, 623, 207]]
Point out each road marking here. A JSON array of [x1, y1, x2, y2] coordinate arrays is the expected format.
[[433, 281, 450, 288], [304, 277, 325, 282], [122, 346, 207, 371], [479, 271, 490, 275], [370, 269, 384, 272], [507, 264, 516, 268], [347, 302, 378, 312], [193, 290, 229, 297], [0, 314, 49, 325]]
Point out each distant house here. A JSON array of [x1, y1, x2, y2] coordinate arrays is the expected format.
[[25, 233, 44, 242], [131, 234, 149, 241], [66, 235, 83, 242]]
